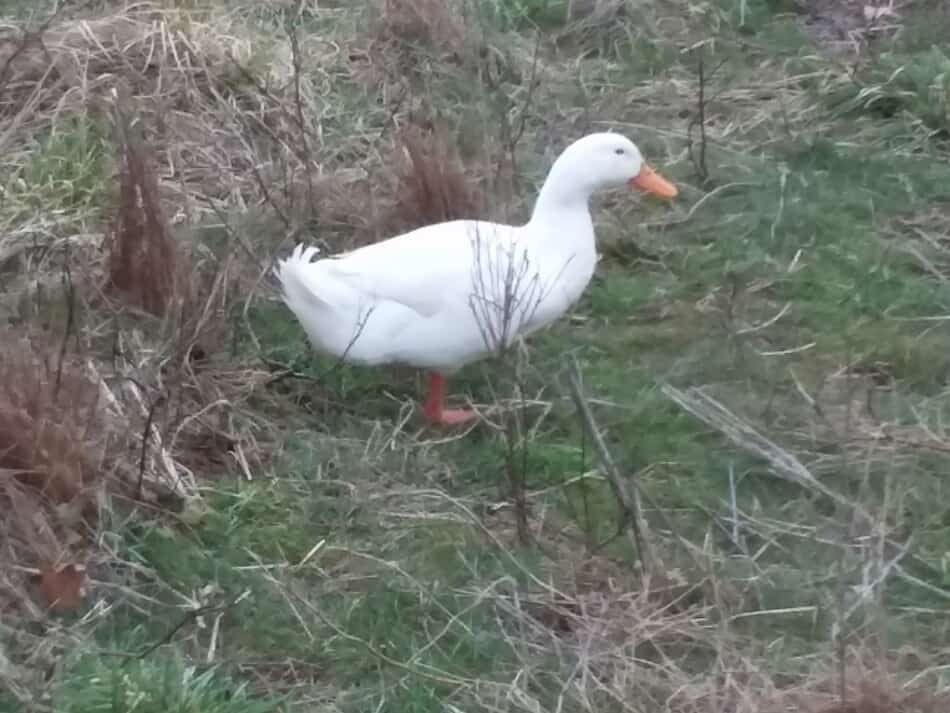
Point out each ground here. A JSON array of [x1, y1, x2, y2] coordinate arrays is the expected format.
[[1, 0, 949, 711]]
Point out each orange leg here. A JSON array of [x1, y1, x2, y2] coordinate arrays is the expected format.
[[422, 372, 478, 425]]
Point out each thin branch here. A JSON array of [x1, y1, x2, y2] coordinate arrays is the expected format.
[[285, 1, 316, 209], [686, 48, 727, 183], [567, 356, 653, 575], [136, 393, 166, 500], [53, 246, 76, 401]]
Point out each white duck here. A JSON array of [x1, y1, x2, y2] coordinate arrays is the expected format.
[[275, 132, 677, 425]]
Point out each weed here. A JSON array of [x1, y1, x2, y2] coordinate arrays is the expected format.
[[104, 92, 181, 317], [0, 338, 103, 504], [833, 47, 950, 137], [373, 0, 467, 57], [387, 123, 485, 232], [53, 649, 282, 713]]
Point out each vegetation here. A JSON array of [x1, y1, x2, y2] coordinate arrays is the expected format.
[[1, 0, 949, 711]]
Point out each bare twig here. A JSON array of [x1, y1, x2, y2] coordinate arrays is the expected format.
[[285, 1, 316, 210], [661, 382, 845, 500], [686, 47, 726, 183], [467, 221, 550, 543], [53, 247, 77, 401], [136, 392, 166, 500], [493, 30, 542, 203], [567, 355, 653, 574]]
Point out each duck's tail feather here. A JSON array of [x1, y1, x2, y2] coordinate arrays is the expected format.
[[274, 243, 329, 312]]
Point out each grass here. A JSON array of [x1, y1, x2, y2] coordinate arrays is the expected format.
[[53, 651, 281, 713], [2, 0, 950, 711]]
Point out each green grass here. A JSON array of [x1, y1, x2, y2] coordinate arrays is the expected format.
[[0, 0, 55, 19], [53, 650, 282, 713], [830, 46, 950, 137], [2, 115, 110, 226], [4, 0, 950, 710]]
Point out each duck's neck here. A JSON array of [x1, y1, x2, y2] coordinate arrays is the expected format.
[[525, 170, 597, 278], [528, 161, 595, 227]]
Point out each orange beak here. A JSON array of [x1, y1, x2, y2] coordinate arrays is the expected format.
[[628, 164, 678, 199]]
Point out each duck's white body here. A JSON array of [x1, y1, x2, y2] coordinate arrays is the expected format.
[[276, 213, 596, 371], [275, 133, 676, 423]]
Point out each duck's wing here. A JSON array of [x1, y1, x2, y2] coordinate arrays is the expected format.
[[324, 220, 517, 318]]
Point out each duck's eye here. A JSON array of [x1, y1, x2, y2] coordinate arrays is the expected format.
[[614, 148, 625, 155]]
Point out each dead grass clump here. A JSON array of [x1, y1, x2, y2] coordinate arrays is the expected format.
[[481, 574, 725, 713], [0, 12, 174, 148], [884, 196, 950, 282], [159, 255, 272, 481], [554, 0, 630, 51], [104, 93, 183, 316], [0, 339, 103, 505], [798, 676, 950, 713], [293, 124, 488, 252], [381, 124, 485, 234], [370, 0, 469, 61], [0, 12, 154, 95], [800, 0, 907, 54], [0, 5, 296, 221]]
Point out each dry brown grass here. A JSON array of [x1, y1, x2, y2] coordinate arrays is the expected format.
[[0, 337, 108, 619], [371, 0, 470, 61], [801, 0, 910, 54], [0, 338, 104, 505], [358, 0, 527, 96], [103, 90, 182, 316], [0, 11, 186, 150], [0, 4, 292, 490], [793, 674, 950, 713], [274, 121, 492, 255], [0, 4, 296, 503], [384, 123, 485, 232], [884, 197, 950, 282], [0, 5, 309, 223]]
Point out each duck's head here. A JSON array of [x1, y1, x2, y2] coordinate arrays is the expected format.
[[556, 132, 678, 200]]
